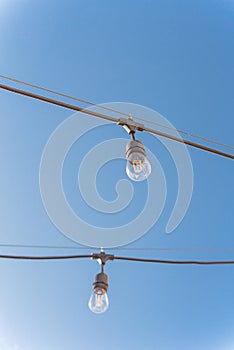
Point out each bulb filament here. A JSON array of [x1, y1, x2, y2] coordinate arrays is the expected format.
[[132, 160, 143, 173]]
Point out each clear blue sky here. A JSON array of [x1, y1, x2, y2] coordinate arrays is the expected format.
[[0, 0, 234, 349]]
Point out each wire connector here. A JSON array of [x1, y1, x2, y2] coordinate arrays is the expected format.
[[117, 117, 144, 134], [92, 252, 115, 266]]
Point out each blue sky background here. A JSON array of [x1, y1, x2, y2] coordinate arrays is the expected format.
[[0, 0, 234, 349]]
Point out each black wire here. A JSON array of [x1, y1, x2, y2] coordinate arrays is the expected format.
[[113, 256, 234, 265], [144, 125, 234, 160], [0, 83, 234, 160], [130, 131, 136, 140], [134, 115, 234, 151], [1, 73, 233, 151], [0, 254, 92, 260], [0, 83, 117, 123], [0, 253, 233, 265], [0, 74, 129, 118]]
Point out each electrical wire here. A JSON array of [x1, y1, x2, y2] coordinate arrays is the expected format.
[[133, 115, 234, 151], [1, 74, 234, 151], [0, 74, 128, 117], [0, 254, 92, 260], [0, 83, 117, 122], [0, 83, 234, 160], [144, 124, 234, 160], [0, 77, 233, 266], [0, 243, 234, 251], [111, 247, 234, 251], [113, 256, 234, 265], [0, 243, 93, 250], [0, 253, 233, 265]]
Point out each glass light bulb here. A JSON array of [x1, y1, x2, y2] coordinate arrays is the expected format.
[[88, 289, 109, 314], [126, 152, 151, 182]]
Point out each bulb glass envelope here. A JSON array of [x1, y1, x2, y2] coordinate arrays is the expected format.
[[126, 140, 151, 181], [88, 272, 109, 314], [88, 290, 109, 314]]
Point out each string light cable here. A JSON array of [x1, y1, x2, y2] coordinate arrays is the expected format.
[[1, 76, 234, 314], [1, 74, 233, 151], [0, 252, 233, 265], [0, 82, 234, 160], [0, 249, 233, 313]]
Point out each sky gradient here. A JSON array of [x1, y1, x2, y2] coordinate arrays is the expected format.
[[0, 1, 234, 349]]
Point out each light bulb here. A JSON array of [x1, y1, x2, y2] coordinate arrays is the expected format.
[[126, 140, 151, 181], [88, 289, 109, 314], [88, 272, 109, 314]]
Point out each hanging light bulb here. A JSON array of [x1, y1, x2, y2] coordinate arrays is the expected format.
[[126, 139, 151, 181], [88, 272, 109, 314]]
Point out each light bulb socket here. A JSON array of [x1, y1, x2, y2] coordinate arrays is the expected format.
[[93, 272, 109, 294], [126, 140, 146, 159]]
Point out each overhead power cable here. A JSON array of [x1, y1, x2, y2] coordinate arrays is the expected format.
[[0, 253, 233, 265], [0, 83, 234, 160], [1, 74, 234, 151]]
